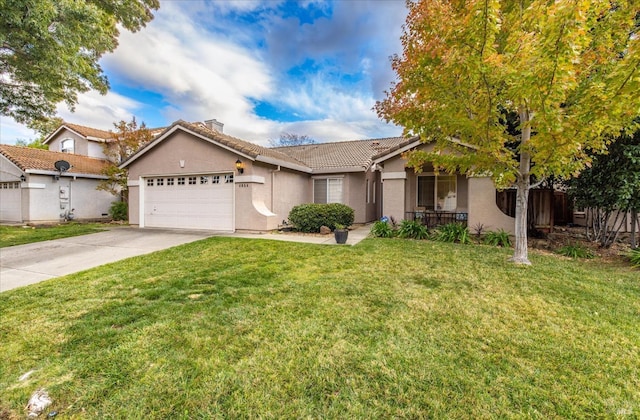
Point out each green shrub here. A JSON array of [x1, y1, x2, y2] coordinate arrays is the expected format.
[[628, 248, 640, 268], [434, 223, 470, 244], [370, 220, 395, 238], [288, 203, 354, 233], [557, 244, 595, 259], [397, 220, 429, 240], [109, 201, 128, 221], [483, 229, 512, 247]]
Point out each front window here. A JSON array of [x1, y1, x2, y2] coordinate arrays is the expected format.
[[61, 138, 74, 154], [314, 178, 343, 204], [418, 175, 457, 211]]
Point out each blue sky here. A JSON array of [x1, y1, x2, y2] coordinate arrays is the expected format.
[[0, 0, 408, 146]]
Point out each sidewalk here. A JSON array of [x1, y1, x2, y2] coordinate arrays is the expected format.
[[225, 224, 370, 246]]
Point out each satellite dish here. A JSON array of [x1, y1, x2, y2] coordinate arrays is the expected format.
[[54, 160, 70, 172]]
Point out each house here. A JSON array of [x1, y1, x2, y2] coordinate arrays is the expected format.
[[121, 119, 518, 233], [43, 122, 114, 159], [0, 144, 115, 222]]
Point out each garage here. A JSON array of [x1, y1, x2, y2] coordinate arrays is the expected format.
[[142, 173, 234, 231], [0, 182, 22, 222]]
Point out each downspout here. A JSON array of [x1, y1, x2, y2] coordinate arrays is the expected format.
[[271, 165, 281, 212]]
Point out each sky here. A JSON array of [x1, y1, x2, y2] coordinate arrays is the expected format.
[[0, 0, 409, 146]]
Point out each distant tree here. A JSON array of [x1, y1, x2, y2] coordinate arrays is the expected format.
[[376, 0, 640, 265], [14, 116, 64, 149], [568, 127, 640, 248], [97, 117, 152, 200], [269, 133, 316, 147], [0, 0, 159, 129], [15, 138, 47, 149]]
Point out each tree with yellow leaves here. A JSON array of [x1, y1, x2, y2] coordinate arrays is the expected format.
[[377, 0, 640, 264]]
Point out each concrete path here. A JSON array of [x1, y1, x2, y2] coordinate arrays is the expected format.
[[0, 227, 215, 293], [230, 225, 370, 246], [0, 225, 370, 293]]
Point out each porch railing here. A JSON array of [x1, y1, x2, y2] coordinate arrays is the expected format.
[[405, 211, 468, 229]]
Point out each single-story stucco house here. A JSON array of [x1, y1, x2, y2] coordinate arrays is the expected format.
[[0, 144, 115, 222], [120, 119, 518, 233]]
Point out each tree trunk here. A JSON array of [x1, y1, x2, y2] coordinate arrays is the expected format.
[[511, 177, 531, 264], [509, 105, 532, 265]]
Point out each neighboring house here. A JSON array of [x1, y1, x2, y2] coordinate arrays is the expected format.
[[0, 144, 115, 223], [120, 119, 519, 233], [43, 122, 115, 159]]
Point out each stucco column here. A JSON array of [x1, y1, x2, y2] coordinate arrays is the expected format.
[[381, 172, 406, 221]]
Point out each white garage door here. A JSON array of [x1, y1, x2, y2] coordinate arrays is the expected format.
[[0, 182, 22, 222], [143, 174, 234, 231]]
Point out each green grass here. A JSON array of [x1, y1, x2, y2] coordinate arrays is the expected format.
[[0, 223, 106, 248], [1, 238, 639, 418]]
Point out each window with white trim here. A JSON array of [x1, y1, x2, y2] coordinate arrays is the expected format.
[[157, 178, 164, 186], [146, 179, 154, 187], [188, 177, 197, 185], [60, 138, 74, 154], [314, 178, 343, 204], [167, 178, 174, 186], [417, 175, 457, 211]]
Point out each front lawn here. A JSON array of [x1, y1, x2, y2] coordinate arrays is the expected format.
[[1, 238, 638, 418], [0, 223, 107, 248]]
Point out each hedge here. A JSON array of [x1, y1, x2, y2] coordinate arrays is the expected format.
[[288, 203, 355, 233]]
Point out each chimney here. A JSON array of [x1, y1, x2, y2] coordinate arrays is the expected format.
[[204, 118, 224, 133]]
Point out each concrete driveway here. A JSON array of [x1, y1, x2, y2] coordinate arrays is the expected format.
[[0, 227, 214, 292]]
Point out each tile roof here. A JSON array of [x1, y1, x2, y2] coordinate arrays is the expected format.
[[0, 145, 110, 176], [123, 119, 416, 173], [63, 122, 113, 140], [132, 120, 308, 168], [274, 137, 410, 170]]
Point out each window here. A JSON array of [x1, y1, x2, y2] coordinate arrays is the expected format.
[[366, 179, 370, 204], [157, 178, 164, 186], [178, 177, 185, 185], [224, 174, 234, 183], [188, 177, 197, 185], [417, 175, 457, 211], [167, 178, 174, 186], [373, 181, 376, 204], [60, 138, 74, 154], [146, 179, 154, 187], [200, 176, 208, 185], [212, 175, 220, 184], [314, 178, 343, 204]]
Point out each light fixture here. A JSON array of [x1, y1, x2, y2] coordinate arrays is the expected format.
[[235, 159, 244, 174], [20, 174, 26, 182]]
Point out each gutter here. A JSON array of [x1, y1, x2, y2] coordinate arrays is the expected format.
[[25, 169, 109, 180]]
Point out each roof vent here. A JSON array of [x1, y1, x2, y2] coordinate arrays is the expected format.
[[371, 141, 380, 146], [204, 119, 224, 133]]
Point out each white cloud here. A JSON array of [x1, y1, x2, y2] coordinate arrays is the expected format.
[[0, 116, 39, 144], [56, 90, 141, 129], [2, 0, 406, 146]]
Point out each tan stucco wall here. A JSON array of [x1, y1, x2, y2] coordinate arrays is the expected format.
[[21, 175, 113, 222], [467, 177, 515, 234], [126, 131, 315, 231], [382, 178, 406, 221], [271, 168, 310, 224]]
